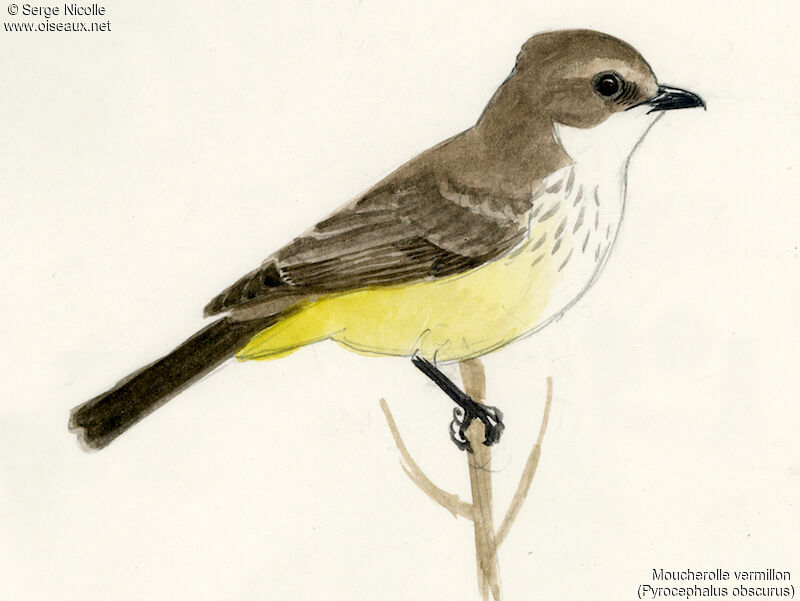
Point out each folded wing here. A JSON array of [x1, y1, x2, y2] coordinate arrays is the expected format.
[[204, 170, 534, 317]]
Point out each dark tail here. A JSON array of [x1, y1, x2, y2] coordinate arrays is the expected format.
[[69, 316, 275, 451]]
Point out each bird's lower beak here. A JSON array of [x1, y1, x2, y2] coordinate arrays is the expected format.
[[643, 85, 706, 113]]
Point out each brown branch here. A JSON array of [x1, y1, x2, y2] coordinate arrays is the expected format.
[[460, 358, 501, 601], [494, 376, 553, 550], [379, 398, 473, 520], [380, 362, 553, 601]]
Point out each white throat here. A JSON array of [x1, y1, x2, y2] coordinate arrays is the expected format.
[[553, 104, 663, 177], [521, 105, 663, 331]]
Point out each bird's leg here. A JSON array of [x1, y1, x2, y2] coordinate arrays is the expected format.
[[411, 355, 504, 453]]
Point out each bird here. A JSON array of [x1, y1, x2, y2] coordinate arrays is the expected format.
[[69, 29, 704, 452]]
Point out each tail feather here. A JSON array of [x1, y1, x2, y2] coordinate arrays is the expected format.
[[69, 316, 275, 450]]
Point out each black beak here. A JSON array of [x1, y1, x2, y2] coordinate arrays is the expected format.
[[644, 85, 706, 113]]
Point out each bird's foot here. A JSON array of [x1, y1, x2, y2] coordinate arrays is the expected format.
[[449, 401, 504, 454], [411, 353, 506, 453]]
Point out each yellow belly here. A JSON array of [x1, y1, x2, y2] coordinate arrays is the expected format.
[[236, 222, 561, 364]]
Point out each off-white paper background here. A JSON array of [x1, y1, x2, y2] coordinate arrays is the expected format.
[[1, 1, 798, 599]]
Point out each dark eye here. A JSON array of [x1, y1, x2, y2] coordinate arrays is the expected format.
[[594, 72, 623, 98]]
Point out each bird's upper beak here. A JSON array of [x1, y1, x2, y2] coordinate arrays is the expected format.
[[641, 85, 706, 113]]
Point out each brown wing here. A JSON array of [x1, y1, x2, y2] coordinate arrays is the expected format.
[[203, 170, 533, 317]]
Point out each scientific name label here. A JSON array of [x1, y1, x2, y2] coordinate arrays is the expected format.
[[638, 569, 794, 599]]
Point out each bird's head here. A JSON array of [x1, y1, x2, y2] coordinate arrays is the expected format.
[[476, 29, 704, 170]]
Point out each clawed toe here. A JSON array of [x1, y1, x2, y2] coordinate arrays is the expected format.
[[410, 354, 505, 453], [481, 405, 505, 446], [449, 407, 471, 451], [449, 402, 505, 453]]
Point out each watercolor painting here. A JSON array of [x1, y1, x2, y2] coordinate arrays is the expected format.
[[7, 3, 800, 600], [69, 30, 703, 450], [67, 29, 703, 599]]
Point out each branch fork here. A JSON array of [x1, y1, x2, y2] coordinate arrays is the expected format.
[[380, 360, 553, 601]]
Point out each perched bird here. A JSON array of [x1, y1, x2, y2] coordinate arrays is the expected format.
[[70, 29, 704, 451]]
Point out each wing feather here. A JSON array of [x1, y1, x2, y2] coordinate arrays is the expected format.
[[204, 171, 533, 316]]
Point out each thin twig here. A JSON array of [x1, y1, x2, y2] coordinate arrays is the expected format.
[[380, 366, 553, 601], [379, 398, 473, 520], [494, 377, 553, 549]]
